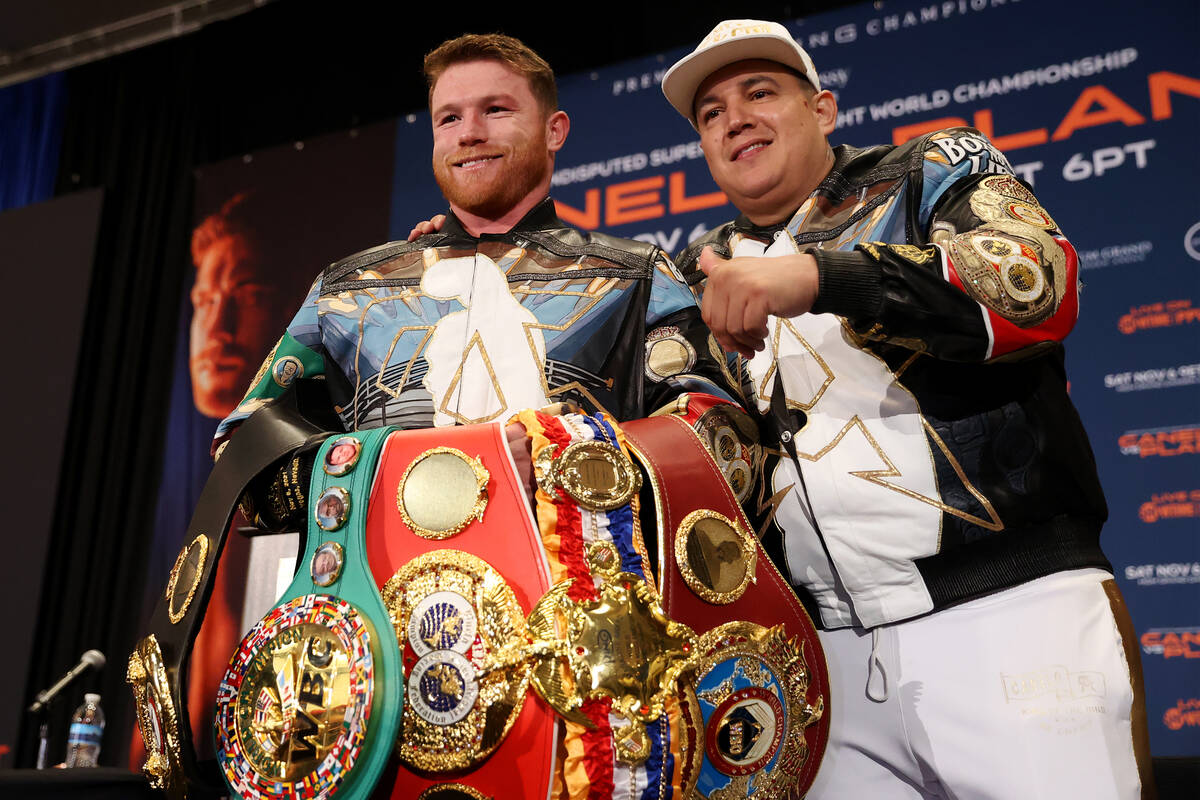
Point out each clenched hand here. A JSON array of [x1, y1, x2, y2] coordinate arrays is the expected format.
[[697, 246, 820, 358]]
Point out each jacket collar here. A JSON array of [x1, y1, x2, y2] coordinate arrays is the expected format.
[[440, 196, 561, 239], [725, 144, 881, 240]]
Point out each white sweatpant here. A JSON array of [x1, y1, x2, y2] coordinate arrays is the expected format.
[[806, 569, 1148, 800]]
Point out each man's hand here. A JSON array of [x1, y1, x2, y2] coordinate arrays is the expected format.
[[505, 422, 535, 505], [406, 214, 447, 242], [698, 246, 820, 358]]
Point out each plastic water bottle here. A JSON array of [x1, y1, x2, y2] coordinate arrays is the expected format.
[[65, 693, 104, 767]]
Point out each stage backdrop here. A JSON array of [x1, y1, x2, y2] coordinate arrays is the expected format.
[[153, 0, 1199, 756]]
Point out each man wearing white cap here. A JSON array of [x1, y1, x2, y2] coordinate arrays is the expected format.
[[662, 19, 1154, 800]]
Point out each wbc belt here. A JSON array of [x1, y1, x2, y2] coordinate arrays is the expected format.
[[623, 394, 831, 800], [215, 426, 403, 800], [127, 387, 331, 800]]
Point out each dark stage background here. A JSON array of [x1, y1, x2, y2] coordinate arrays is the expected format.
[[2, 0, 1196, 774]]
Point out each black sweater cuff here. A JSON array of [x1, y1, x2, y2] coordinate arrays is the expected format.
[[810, 249, 883, 320]]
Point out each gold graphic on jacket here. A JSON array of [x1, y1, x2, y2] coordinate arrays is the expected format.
[[342, 246, 623, 429], [233, 624, 353, 782], [754, 317, 1003, 532], [949, 219, 1065, 327]]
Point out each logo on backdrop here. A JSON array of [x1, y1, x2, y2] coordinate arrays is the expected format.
[[1119, 426, 1200, 457], [1140, 628, 1200, 659], [1124, 562, 1200, 587], [1118, 299, 1199, 333], [1138, 490, 1200, 523], [1077, 240, 1153, 271], [1104, 364, 1200, 393], [1185, 221, 1200, 261], [1164, 699, 1200, 731]]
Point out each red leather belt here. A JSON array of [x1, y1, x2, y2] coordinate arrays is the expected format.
[[623, 399, 831, 798], [364, 422, 557, 800]]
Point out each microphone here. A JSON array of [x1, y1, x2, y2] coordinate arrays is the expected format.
[[27, 649, 106, 714]]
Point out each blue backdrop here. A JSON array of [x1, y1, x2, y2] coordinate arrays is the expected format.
[[0, 72, 65, 212], [154, 0, 1198, 756]]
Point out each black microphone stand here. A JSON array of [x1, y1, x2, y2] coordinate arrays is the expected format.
[[33, 706, 50, 770]]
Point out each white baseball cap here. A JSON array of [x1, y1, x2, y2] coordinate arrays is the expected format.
[[661, 19, 822, 124]]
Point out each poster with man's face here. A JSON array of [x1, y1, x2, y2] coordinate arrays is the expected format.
[[141, 121, 397, 762]]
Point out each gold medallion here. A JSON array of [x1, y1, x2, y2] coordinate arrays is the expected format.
[[1005, 200, 1057, 230], [397, 447, 489, 539], [271, 356, 304, 388], [216, 595, 375, 799], [164, 534, 209, 624], [675, 510, 756, 605], [526, 573, 696, 762], [382, 550, 530, 772], [315, 486, 351, 531], [323, 435, 363, 476], [999, 253, 1046, 303], [534, 440, 642, 511], [688, 404, 762, 504], [127, 635, 185, 797], [978, 174, 1038, 204], [645, 325, 697, 381]]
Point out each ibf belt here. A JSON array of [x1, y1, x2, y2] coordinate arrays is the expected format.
[[364, 414, 704, 800], [127, 387, 331, 800], [624, 396, 831, 800], [364, 422, 558, 800], [214, 426, 403, 800]]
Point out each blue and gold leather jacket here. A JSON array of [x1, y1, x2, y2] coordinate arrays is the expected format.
[[215, 197, 731, 457]]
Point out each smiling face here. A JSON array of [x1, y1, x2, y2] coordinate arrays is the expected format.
[[430, 59, 568, 230], [694, 59, 838, 226]]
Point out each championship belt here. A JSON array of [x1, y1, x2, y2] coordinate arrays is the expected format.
[[214, 426, 403, 800], [364, 414, 704, 800], [520, 410, 702, 800], [363, 421, 559, 800], [623, 394, 831, 799], [127, 387, 331, 800]]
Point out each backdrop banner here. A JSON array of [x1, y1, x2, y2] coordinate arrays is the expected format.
[[156, 0, 1198, 756]]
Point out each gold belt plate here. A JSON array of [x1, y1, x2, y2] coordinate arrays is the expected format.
[[127, 635, 185, 798], [527, 572, 697, 763], [383, 550, 531, 772]]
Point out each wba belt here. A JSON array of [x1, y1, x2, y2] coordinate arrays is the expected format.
[[624, 394, 831, 800]]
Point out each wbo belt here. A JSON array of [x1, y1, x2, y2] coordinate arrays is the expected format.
[[624, 393, 831, 800]]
